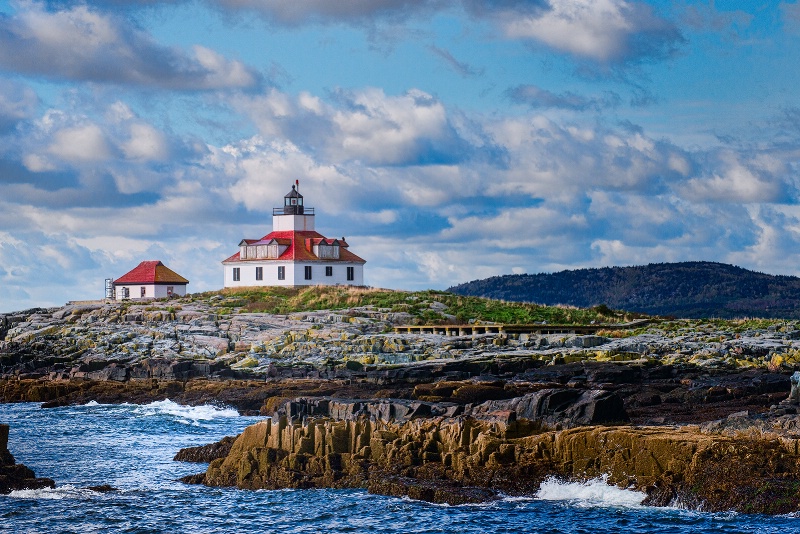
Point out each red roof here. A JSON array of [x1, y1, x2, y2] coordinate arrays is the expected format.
[[222, 231, 366, 264], [115, 261, 190, 285]]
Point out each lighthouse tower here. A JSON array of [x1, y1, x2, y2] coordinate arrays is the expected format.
[[273, 184, 314, 231], [222, 183, 366, 288]]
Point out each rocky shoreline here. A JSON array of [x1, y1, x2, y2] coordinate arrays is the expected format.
[[6, 296, 800, 512], [177, 397, 800, 513]]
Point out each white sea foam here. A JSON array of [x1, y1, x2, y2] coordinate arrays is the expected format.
[[7, 485, 99, 500], [535, 475, 646, 508], [84, 400, 100, 406], [134, 399, 240, 424]]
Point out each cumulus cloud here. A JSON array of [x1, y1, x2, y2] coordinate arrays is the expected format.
[[0, 80, 38, 133], [329, 88, 467, 165], [232, 87, 498, 167], [120, 123, 170, 161], [47, 123, 114, 163], [15, 102, 176, 182], [0, 229, 101, 310], [29, 0, 681, 69], [683, 150, 795, 204], [496, 0, 683, 64], [3, 74, 800, 308], [0, 3, 260, 89], [220, 137, 354, 213]]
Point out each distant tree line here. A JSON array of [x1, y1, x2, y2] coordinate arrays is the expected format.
[[447, 261, 800, 319]]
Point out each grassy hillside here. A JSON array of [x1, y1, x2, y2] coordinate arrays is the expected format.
[[448, 261, 800, 319], [190, 286, 639, 325]]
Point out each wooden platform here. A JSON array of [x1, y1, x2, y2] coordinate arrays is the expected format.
[[394, 319, 652, 336]]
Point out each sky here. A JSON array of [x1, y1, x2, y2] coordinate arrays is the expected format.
[[1, 0, 799, 312]]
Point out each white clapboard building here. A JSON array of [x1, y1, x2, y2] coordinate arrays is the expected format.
[[222, 184, 366, 288], [114, 260, 189, 300]]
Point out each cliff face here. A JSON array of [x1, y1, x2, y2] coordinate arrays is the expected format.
[[192, 399, 800, 513]]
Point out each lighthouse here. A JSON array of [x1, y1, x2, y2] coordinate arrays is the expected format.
[[222, 183, 366, 287]]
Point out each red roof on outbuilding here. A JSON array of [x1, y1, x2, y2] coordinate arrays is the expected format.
[[115, 261, 190, 285]]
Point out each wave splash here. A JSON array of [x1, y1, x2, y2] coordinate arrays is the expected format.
[[134, 399, 240, 424], [7, 485, 102, 501], [535, 475, 646, 508]]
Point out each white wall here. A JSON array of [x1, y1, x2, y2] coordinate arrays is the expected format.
[[223, 262, 364, 288], [115, 284, 187, 299], [272, 214, 315, 231]]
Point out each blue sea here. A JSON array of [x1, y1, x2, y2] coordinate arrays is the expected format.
[[1, 401, 799, 534]]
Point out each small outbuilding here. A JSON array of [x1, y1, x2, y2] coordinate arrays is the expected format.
[[114, 260, 189, 300]]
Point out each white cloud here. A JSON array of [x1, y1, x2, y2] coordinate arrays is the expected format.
[[120, 123, 169, 161], [499, 0, 682, 64], [0, 80, 38, 132], [684, 151, 791, 204], [48, 123, 113, 162], [331, 88, 452, 164], [221, 136, 354, 213], [0, 3, 260, 89], [233, 87, 474, 167]]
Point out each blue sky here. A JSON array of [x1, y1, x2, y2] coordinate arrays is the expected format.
[[1, 0, 799, 312]]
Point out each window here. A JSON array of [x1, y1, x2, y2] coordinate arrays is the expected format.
[[255, 267, 263, 281], [325, 266, 333, 277], [304, 266, 312, 280], [140, 286, 147, 298], [347, 267, 355, 281], [233, 267, 240, 281], [121, 287, 130, 299], [278, 266, 285, 280]]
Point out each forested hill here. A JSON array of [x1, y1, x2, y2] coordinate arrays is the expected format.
[[447, 262, 800, 319]]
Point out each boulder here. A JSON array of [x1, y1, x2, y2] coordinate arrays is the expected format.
[[0, 424, 55, 494], [174, 436, 237, 463], [472, 388, 628, 427]]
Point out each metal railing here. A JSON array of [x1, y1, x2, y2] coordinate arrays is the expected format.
[[272, 207, 315, 215]]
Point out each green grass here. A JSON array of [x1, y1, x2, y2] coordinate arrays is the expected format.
[[633, 317, 794, 336], [188, 286, 640, 325]]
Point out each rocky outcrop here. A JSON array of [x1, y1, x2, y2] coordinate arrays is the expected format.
[[1, 360, 792, 425], [174, 436, 237, 463], [5, 297, 800, 387], [270, 390, 628, 428], [0, 424, 55, 494], [187, 403, 800, 513]]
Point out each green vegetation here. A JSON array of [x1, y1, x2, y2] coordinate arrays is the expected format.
[[630, 317, 792, 336], [189, 286, 639, 325], [449, 261, 800, 319]]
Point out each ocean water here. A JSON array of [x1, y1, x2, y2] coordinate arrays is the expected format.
[[1, 401, 798, 534]]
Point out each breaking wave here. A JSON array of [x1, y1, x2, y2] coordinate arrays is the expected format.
[[133, 399, 240, 424], [535, 475, 647, 508], [7, 485, 101, 501]]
